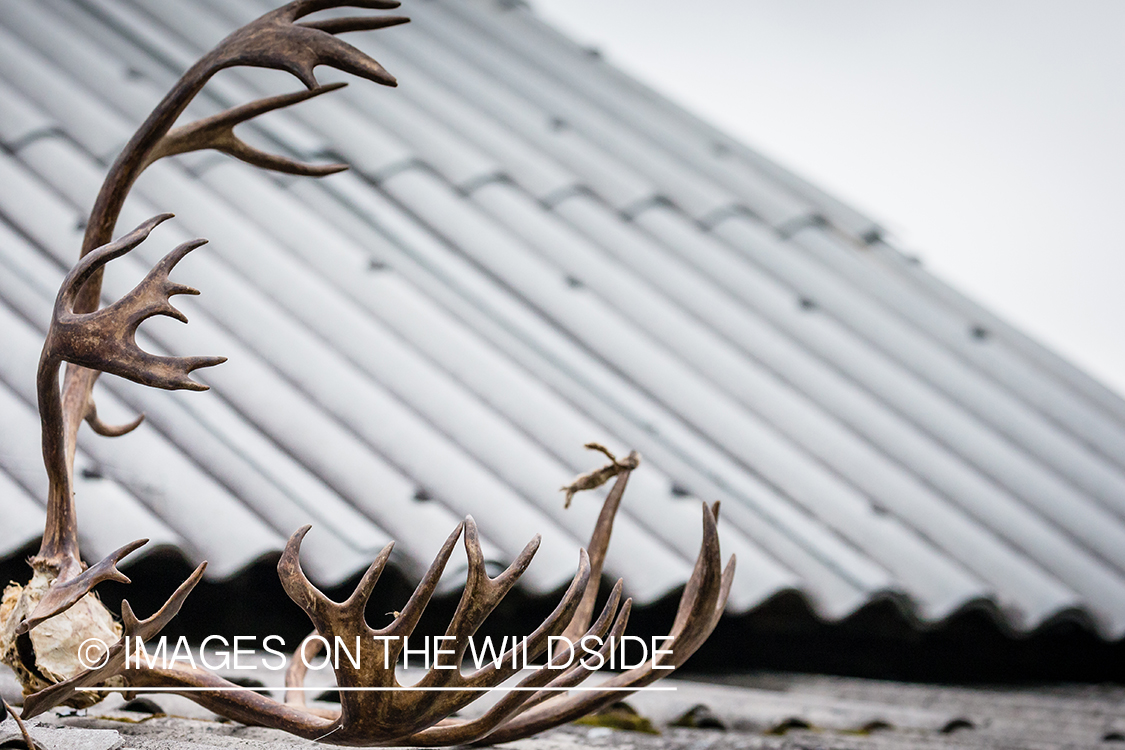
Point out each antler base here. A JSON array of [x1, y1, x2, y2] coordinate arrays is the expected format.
[[1, 566, 125, 707]]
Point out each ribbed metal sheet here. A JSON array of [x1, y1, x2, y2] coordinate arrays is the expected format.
[[1, 0, 1124, 638]]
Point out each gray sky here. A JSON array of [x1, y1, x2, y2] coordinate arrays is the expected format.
[[532, 0, 1125, 396]]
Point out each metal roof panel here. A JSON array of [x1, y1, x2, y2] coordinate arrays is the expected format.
[[786, 225, 1125, 518], [0, 468, 47, 559], [2, 0, 1124, 638], [286, 172, 902, 618], [0, 78, 58, 149], [444, 0, 818, 229], [0, 25, 130, 159], [377, 25, 659, 210], [465, 0, 883, 240], [793, 227, 1125, 470]]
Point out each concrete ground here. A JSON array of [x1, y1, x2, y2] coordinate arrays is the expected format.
[[4, 664, 1125, 750]]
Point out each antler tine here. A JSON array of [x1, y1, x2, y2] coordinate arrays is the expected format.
[[341, 541, 396, 620], [83, 395, 145, 437], [16, 539, 148, 636], [382, 521, 464, 641], [58, 214, 171, 308], [670, 503, 729, 644], [299, 15, 411, 34], [209, 0, 407, 91], [490, 533, 542, 590], [145, 84, 351, 177], [279, 526, 364, 631], [280, 526, 397, 637], [20, 563, 206, 719], [285, 0, 403, 19]]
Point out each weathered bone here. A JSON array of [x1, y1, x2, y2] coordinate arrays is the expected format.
[[15, 539, 147, 636], [20, 563, 206, 719]]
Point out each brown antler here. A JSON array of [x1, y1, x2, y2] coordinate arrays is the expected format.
[[478, 503, 735, 745], [56, 462, 728, 746], [48, 218, 225, 392], [142, 83, 351, 176], [271, 518, 591, 744], [3, 1, 736, 742], [12, 443, 729, 745]]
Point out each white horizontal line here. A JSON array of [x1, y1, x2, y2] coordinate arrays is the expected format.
[[77, 686, 676, 693]]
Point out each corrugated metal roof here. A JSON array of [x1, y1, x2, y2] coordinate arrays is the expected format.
[[2, 0, 1125, 638]]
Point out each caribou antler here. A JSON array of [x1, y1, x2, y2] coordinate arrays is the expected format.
[[22, 460, 729, 746], [143, 83, 351, 176], [1, 1, 735, 742]]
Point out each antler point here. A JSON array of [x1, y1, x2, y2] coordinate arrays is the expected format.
[[120, 599, 138, 626]]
